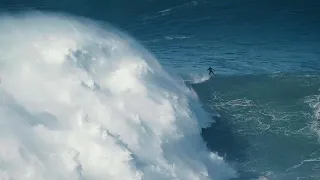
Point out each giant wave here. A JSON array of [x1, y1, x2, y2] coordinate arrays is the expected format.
[[0, 12, 237, 180]]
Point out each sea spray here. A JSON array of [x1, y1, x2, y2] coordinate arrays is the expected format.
[[0, 12, 237, 180]]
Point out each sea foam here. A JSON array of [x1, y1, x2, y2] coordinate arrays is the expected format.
[[0, 12, 237, 180]]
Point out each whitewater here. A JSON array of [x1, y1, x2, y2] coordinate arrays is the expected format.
[[0, 12, 237, 180]]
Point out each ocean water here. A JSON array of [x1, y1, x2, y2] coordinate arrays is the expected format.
[[0, 0, 319, 180]]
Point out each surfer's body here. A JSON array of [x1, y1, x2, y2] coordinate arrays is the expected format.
[[207, 67, 215, 76]]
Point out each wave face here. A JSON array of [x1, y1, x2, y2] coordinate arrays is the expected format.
[[0, 12, 237, 180], [192, 73, 320, 180]]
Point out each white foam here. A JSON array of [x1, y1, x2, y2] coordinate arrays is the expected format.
[[186, 74, 210, 84], [304, 95, 320, 138], [0, 12, 237, 180]]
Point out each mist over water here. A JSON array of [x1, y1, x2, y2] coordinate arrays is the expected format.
[[0, 13, 237, 180], [0, 0, 320, 180]]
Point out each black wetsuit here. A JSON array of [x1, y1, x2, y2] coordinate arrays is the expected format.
[[207, 67, 214, 75]]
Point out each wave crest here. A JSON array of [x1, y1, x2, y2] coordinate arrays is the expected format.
[[0, 12, 236, 180]]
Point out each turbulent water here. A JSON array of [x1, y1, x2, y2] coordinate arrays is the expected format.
[[0, 0, 320, 180], [193, 73, 320, 179]]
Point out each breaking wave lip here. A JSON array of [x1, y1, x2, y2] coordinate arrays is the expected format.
[[184, 73, 210, 84], [0, 11, 237, 180]]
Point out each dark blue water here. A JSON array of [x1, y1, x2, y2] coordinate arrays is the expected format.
[[1, 0, 319, 75], [1, 0, 320, 179]]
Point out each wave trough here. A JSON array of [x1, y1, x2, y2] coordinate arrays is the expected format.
[[0, 12, 236, 180]]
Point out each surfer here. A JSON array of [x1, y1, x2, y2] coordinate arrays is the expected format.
[[207, 66, 215, 76]]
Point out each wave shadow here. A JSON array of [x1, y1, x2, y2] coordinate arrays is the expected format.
[[201, 112, 248, 163]]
